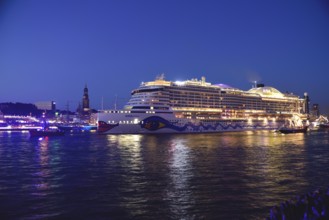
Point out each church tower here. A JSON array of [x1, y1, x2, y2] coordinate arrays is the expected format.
[[82, 84, 90, 112]]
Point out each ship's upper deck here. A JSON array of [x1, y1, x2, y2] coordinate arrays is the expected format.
[[140, 76, 299, 99], [125, 76, 305, 116], [141, 76, 242, 92]]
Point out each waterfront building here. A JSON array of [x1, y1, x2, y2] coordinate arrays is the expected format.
[[34, 101, 56, 111]]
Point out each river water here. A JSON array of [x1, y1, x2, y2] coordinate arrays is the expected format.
[[0, 130, 328, 219]]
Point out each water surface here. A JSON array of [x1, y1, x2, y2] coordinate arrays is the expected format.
[[0, 130, 328, 219]]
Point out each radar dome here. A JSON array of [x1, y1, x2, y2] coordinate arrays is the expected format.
[[248, 86, 284, 98]]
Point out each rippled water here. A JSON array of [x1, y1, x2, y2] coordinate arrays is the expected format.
[[0, 130, 329, 219]]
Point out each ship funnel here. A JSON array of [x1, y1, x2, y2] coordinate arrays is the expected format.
[[201, 76, 205, 85]]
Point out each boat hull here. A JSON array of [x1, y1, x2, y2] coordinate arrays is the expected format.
[[278, 127, 308, 134], [57, 124, 97, 132], [29, 129, 65, 137], [97, 113, 282, 134], [319, 124, 329, 129]]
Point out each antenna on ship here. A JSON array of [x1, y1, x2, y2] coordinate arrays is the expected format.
[[101, 96, 104, 110], [253, 81, 257, 88], [156, 73, 165, 80], [114, 94, 117, 110], [66, 101, 70, 122]]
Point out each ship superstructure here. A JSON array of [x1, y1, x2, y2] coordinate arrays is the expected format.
[[97, 76, 308, 134]]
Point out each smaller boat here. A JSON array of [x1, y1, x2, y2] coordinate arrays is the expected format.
[[308, 121, 320, 131], [29, 128, 65, 137], [278, 114, 308, 134], [312, 115, 329, 130], [81, 124, 97, 131], [57, 124, 83, 132], [319, 123, 329, 129], [278, 126, 308, 134], [57, 123, 97, 132]]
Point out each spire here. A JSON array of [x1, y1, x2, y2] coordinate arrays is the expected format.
[[84, 83, 88, 94], [82, 84, 90, 111]]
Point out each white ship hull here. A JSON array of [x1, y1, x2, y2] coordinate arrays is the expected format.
[[97, 111, 282, 134]]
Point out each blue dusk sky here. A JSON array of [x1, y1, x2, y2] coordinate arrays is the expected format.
[[1, 0, 329, 114]]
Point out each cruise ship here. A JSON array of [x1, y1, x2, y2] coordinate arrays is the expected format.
[[97, 75, 309, 134]]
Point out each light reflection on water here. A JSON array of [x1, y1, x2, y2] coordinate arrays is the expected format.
[[166, 137, 194, 218], [33, 137, 51, 193], [0, 131, 329, 219]]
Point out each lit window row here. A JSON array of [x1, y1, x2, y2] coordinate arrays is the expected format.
[[108, 120, 140, 124], [104, 110, 131, 114]]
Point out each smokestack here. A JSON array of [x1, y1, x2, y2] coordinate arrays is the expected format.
[[303, 92, 310, 114]]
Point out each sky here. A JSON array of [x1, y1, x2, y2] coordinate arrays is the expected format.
[[1, 0, 329, 114]]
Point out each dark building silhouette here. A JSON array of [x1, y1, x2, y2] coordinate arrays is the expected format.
[[0, 102, 42, 116], [82, 84, 90, 113], [311, 104, 320, 117]]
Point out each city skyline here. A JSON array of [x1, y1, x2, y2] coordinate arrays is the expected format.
[[1, 0, 329, 114]]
